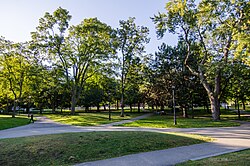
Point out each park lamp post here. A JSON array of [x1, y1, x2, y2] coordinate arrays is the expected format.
[[172, 85, 177, 125]]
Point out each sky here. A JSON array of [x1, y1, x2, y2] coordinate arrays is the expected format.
[[0, 0, 178, 54]]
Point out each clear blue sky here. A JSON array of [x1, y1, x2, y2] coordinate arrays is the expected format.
[[0, 0, 178, 54]]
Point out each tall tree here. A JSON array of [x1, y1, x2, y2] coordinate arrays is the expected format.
[[31, 7, 72, 111], [66, 18, 116, 114], [0, 38, 32, 117], [153, 0, 249, 120], [31, 8, 116, 114], [117, 17, 150, 117]]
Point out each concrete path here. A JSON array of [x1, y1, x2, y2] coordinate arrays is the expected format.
[[76, 122, 250, 166], [0, 114, 154, 139], [0, 114, 250, 166]]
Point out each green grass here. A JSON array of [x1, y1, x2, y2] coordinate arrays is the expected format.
[[220, 109, 250, 122], [119, 114, 240, 128], [0, 115, 29, 130], [45, 112, 144, 126], [178, 148, 250, 166], [0, 131, 212, 166]]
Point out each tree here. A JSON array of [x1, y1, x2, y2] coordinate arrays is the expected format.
[[117, 17, 150, 117], [0, 38, 33, 117], [31, 7, 72, 111], [153, 0, 249, 120], [224, 61, 250, 119], [66, 17, 116, 114], [31, 8, 116, 114]]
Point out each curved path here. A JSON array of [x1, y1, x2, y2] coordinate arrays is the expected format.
[[0, 115, 250, 165]]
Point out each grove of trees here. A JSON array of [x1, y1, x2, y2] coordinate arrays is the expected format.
[[0, 0, 249, 120]]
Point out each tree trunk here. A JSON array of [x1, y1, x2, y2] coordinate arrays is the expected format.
[[52, 104, 55, 114], [191, 97, 194, 119], [160, 104, 164, 111], [116, 100, 119, 110], [130, 104, 132, 112], [121, 87, 125, 117], [97, 104, 100, 112], [138, 102, 140, 113], [71, 84, 79, 115], [182, 107, 188, 118], [191, 105, 194, 119], [209, 95, 220, 121], [12, 100, 17, 118], [242, 100, 246, 110], [103, 104, 107, 111], [237, 98, 241, 120], [71, 90, 76, 115]]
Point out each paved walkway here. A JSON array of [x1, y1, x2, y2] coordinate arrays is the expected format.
[[0, 114, 250, 166]]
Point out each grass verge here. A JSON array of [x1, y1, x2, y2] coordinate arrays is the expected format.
[[45, 112, 144, 126], [0, 115, 29, 130], [0, 131, 212, 166], [118, 115, 240, 128], [178, 148, 250, 166]]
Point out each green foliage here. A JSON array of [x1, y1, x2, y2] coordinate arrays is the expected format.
[[31, 8, 117, 114], [152, 0, 250, 120], [0, 131, 211, 165], [117, 17, 150, 116], [225, 62, 250, 104], [0, 38, 39, 115]]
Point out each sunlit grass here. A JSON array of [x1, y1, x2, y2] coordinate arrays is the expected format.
[[119, 114, 240, 128], [45, 112, 144, 126], [178, 148, 250, 166], [0, 131, 212, 166], [0, 115, 29, 130]]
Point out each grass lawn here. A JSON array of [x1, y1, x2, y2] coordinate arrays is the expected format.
[[178, 148, 250, 166], [220, 109, 250, 122], [118, 114, 240, 128], [0, 131, 212, 166], [0, 115, 29, 130], [45, 112, 144, 126]]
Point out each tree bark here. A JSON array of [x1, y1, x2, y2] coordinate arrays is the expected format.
[[209, 95, 220, 121], [97, 104, 100, 112], [242, 100, 246, 110], [121, 86, 125, 117], [237, 98, 241, 120], [103, 104, 107, 111], [12, 100, 17, 118], [235, 100, 237, 109], [160, 104, 164, 111], [71, 87, 76, 115], [182, 107, 188, 118], [52, 105, 55, 114], [116, 100, 119, 110], [138, 102, 140, 113]]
